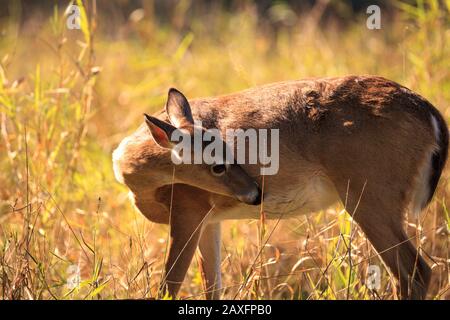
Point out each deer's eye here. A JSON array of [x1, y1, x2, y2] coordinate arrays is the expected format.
[[210, 164, 226, 176]]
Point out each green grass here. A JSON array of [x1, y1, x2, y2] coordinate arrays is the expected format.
[[0, 0, 449, 299]]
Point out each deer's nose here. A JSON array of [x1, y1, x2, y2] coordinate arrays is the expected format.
[[236, 187, 262, 205]]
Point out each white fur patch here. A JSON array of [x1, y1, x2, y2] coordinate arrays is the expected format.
[[213, 173, 339, 222], [410, 114, 441, 217], [112, 136, 132, 184], [431, 114, 440, 144], [411, 152, 433, 217]]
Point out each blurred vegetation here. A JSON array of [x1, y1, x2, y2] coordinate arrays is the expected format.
[[0, 0, 449, 299]]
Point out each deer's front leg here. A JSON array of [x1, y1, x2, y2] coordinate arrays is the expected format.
[[159, 184, 215, 299], [161, 210, 205, 299], [198, 222, 222, 299]]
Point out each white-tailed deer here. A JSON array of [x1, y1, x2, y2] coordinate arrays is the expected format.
[[113, 76, 448, 300]]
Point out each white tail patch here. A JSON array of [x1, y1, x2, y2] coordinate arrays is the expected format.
[[410, 152, 433, 217], [430, 114, 441, 143], [410, 114, 441, 217]]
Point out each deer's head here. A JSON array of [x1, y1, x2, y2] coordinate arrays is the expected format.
[[144, 88, 262, 205]]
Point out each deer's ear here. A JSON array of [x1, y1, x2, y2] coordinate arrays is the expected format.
[[165, 88, 194, 128], [144, 114, 176, 149]]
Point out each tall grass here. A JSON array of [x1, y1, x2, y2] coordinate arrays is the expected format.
[[0, 0, 449, 299]]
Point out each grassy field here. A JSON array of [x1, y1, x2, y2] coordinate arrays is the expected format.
[[0, 0, 449, 299]]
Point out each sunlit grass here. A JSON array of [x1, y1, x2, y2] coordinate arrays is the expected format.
[[0, 1, 449, 299]]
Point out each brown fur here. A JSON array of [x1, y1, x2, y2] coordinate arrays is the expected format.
[[113, 75, 448, 299]]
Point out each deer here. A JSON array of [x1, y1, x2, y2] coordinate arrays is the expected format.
[[112, 75, 448, 300]]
